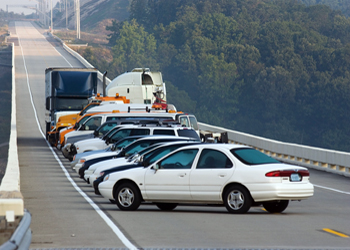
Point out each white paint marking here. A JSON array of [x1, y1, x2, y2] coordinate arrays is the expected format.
[[16, 21, 137, 250], [313, 184, 350, 195]]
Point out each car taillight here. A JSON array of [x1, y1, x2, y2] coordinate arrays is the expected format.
[[265, 169, 309, 177]]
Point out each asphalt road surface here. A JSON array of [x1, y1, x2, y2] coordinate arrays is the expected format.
[[10, 21, 350, 250]]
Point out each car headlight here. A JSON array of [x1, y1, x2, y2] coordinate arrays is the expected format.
[[103, 174, 110, 182]]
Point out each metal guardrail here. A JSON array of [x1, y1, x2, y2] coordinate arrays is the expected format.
[[198, 122, 350, 177], [0, 210, 32, 250]]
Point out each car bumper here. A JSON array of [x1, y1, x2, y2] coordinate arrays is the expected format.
[[84, 171, 95, 185], [250, 182, 314, 202], [70, 158, 79, 169], [75, 163, 83, 174], [98, 181, 115, 200]]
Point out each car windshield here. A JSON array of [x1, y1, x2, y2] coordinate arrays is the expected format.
[[126, 144, 160, 162], [230, 148, 280, 165], [113, 138, 139, 151], [77, 115, 91, 127], [143, 145, 182, 166]]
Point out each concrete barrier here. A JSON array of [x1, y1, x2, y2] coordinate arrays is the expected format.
[[198, 122, 350, 178], [0, 43, 24, 217]]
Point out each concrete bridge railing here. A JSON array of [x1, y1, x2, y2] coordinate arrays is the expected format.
[[199, 122, 350, 178]]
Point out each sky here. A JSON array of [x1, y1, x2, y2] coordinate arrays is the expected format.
[[0, 0, 60, 15]]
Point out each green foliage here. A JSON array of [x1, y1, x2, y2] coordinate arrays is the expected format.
[[101, 0, 350, 151], [298, 0, 350, 16], [109, 19, 159, 76]]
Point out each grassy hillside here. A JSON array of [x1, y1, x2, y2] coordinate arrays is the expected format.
[[54, 0, 130, 32]]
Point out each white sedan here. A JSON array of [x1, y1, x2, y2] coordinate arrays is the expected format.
[[98, 144, 314, 214]]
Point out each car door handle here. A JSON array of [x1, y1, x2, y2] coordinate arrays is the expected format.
[[219, 174, 226, 178], [179, 173, 186, 177]]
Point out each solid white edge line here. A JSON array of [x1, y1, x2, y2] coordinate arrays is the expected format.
[[16, 21, 137, 250], [313, 184, 350, 195]]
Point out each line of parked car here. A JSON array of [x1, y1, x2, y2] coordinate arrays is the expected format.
[[59, 114, 314, 214]]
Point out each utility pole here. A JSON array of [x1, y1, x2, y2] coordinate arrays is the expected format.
[[66, 0, 68, 29], [76, 0, 80, 39], [51, 0, 53, 34]]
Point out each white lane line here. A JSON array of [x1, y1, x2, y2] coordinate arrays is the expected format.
[[313, 184, 350, 195], [16, 22, 138, 250]]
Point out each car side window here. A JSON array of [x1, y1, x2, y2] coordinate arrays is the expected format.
[[189, 116, 199, 130], [153, 129, 175, 135], [196, 149, 233, 169], [179, 117, 190, 127], [158, 149, 199, 169], [106, 117, 121, 121], [84, 116, 102, 131], [131, 129, 150, 135]]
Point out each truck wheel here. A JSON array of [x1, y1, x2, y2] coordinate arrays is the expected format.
[[45, 121, 51, 140]]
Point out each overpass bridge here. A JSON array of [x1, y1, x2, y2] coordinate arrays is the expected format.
[[0, 21, 349, 250]]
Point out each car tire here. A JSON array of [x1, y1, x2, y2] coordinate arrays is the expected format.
[[263, 200, 289, 213], [155, 203, 178, 211], [223, 185, 252, 214], [115, 182, 141, 211]]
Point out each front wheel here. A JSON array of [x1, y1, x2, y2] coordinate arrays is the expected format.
[[115, 182, 141, 211], [223, 185, 252, 214], [155, 203, 178, 211], [263, 200, 289, 213]]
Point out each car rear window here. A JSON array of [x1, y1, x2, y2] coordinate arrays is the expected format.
[[177, 129, 200, 140], [230, 148, 280, 165]]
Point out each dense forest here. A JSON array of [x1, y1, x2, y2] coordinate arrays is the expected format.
[[81, 0, 350, 152], [299, 0, 350, 16]]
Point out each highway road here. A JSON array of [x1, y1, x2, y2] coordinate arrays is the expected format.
[[10, 21, 350, 250]]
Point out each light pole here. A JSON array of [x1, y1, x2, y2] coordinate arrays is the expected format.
[[76, 0, 80, 39], [50, 0, 53, 34], [66, 0, 68, 29]]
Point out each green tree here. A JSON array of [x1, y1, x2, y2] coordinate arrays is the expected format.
[[110, 19, 158, 75]]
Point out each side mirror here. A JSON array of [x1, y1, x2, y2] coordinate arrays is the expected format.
[[153, 163, 160, 172], [142, 157, 150, 167], [93, 130, 99, 137], [119, 149, 125, 157]]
